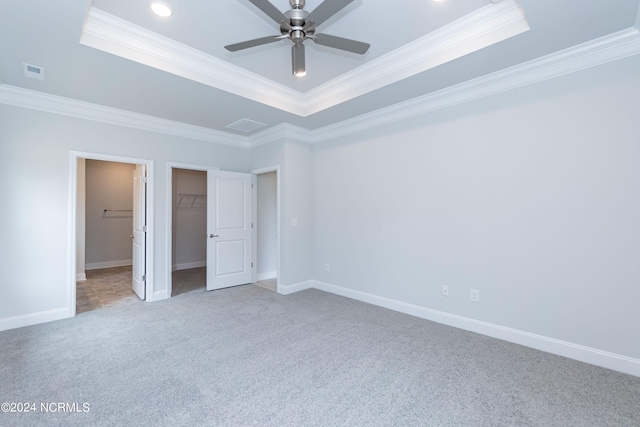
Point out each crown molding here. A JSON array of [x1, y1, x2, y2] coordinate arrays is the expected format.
[[248, 123, 313, 148], [0, 84, 250, 148], [308, 27, 640, 143], [80, 8, 305, 116], [3, 28, 639, 149], [303, 0, 529, 116], [79, 1, 527, 117]]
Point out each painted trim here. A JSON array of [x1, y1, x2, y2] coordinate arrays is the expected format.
[[309, 27, 640, 143], [80, 7, 304, 116], [0, 308, 69, 333], [310, 280, 640, 378], [2, 28, 639, 148], [85, 260, 132, 270], [153, 290, 169, 301], [251, 174, 257, 284], [277, 280, 314, 296], [173, 261, 206, 271], [68, 151, 79, 318], [0, 84, 249, 148], [257, 271, 277, 282], [79, 1, 527, 117], [76, 273, 87, 282], [249, 123, 313, 148], [302, 0, 529, 116]]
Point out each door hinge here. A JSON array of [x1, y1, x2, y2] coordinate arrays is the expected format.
[[251, 262, 253, 268], [142, 274, 146, 282], [251, 183, 254, 189], [251, 223, 254, 229], [143, 225, 147, 232]]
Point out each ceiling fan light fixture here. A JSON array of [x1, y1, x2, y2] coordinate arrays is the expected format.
[[292, 43, 306, 76], [150, 1, 172, 17]]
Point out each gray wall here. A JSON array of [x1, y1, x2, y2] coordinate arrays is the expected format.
[[311, 56, 640, 360], [1, 52, 639, 373], [0, 105, 251, 322], [85, 159, 135, 269], [251, 140, 312, 287], [257, 171, 277, 279]]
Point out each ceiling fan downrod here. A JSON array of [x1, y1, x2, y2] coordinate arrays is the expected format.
[[283, 0, 310, 42]]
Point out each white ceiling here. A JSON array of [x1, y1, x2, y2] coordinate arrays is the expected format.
[[1, 0, 639, 144]]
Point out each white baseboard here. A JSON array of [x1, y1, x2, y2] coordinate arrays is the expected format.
[[173, 261, 206, 271], [311, 280, 640, 378], [76, 273, 87, 282], [153, 290, 169, 301], [277, 280, 314, 295], [85, 259, 132, 270], [0, 308, 70, 332], [257, 271, 277, 281]]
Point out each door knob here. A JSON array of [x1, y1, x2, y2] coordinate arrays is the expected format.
[[209, 234, 219, 238]]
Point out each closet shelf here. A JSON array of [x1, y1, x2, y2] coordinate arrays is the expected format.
[[102, 209, 133, 218], [177, 193, 207, 211]]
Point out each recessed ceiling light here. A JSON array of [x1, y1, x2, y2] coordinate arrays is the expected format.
[[150, 1, 172, 17]]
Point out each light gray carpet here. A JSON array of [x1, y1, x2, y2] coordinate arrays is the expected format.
[[1, 284, 639, 426]]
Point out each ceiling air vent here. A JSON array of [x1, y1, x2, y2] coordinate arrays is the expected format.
[[23, 63, 44, 80], [226, 118, 267, 133]]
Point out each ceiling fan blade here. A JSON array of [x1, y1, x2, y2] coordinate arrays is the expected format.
[[224, 35, 283, 52], [305, 0, 354, 29], [247, 0, 289, 25], [312, 33, 370, 54], [292, 43, 306, 76]]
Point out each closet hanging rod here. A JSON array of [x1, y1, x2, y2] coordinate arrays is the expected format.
[[104, 209, 133, 212]]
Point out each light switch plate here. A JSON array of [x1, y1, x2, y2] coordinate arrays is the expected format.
[[290, 218, 298, 227]]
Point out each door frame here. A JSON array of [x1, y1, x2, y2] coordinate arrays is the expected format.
[[252, 165, 281, 292], [166, 162, 218, 298], [68, 151, 154, 317]]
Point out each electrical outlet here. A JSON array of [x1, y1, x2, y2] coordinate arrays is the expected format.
[[442, 285, 449, 297], [470, 289, 480, 303], [324, 263, 330, 273]]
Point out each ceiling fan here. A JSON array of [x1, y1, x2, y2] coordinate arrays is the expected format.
[[225, 0, 370, 76]]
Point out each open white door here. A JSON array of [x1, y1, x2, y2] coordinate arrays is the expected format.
[[132, 164, 146, 300], [206, 170, 253, 291]]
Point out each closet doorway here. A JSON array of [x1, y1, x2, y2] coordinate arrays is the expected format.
[[166, 164, 280, 297], [171, 167, 208, 296], [70, 152, 154, 317]]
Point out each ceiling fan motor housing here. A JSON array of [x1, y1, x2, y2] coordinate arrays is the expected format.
[[284, 9, 309, 27]]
